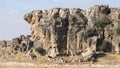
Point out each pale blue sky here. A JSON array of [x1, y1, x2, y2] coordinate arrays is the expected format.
[[0, 0, 120, 40]]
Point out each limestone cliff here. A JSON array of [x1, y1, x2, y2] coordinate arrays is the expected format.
[[24, 5, 120, 57], [0, 5, 120, 59]]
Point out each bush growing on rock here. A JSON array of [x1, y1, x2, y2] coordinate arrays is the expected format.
[[35, 47, 41, 53], [35, 47, 46, 56], [95, 16, 110, 30], [84, 28, 98, 41], [95, 15, 110, 39]]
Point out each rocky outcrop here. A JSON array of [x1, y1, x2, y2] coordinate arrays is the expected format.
[[10, 35, 33, 54], [82, 5, 110, 28], [24, 8, 89, 57], [1, 5, 120, 59], [0, 35, 34, 57], [23, 5, 120, 57]]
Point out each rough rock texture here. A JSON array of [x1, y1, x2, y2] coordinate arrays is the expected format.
[[23, 5, 120, 57], [1, 5, 120, 59], [0, 35, 34, 57], [82, 5, 110, 28], [24, 8, 88, 57]]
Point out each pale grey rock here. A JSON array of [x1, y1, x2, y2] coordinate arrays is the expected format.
[[1, 5, 120, 58]]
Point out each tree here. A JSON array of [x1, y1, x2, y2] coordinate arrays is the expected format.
[[95, 15, 110, 39], [95, 16, 110, 30]]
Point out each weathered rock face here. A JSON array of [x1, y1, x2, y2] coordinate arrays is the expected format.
[[11, 35, 34, 54], [112, 36, 120, 53], [0, 35, 34, 57], [82, 5, 110, 28], [23, 5, 120, 56], [24, 8, 88, 57], [24, 9, 69, 57]]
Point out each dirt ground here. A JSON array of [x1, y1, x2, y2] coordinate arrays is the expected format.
[[0, 53, 120, 68]]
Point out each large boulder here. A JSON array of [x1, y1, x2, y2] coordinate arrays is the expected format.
[[112, 36, 120, 53], [81, 36, 98, 57]]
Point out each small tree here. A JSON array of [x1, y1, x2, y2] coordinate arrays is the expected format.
[[95, 16, 110, 30], [95, 16, 110, 39], [84, 28, 98, 41]]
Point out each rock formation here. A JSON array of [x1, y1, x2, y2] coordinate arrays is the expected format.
[[1, 5, 120, 59], [23, 5, 120, 57], [0, 35, 34, 57]]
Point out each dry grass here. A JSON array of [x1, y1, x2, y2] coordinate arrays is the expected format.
[[96, 53, 120, 64], [0, 53, 120, 68]]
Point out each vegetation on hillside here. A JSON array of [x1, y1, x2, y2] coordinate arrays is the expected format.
[[95, 15, 110, 30], [95, 15, 111, 40], [35, 47, 46, 56], [84, 28, 98, 41]]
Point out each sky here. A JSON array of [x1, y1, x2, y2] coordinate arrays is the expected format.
[[0, 0, 120, 40]]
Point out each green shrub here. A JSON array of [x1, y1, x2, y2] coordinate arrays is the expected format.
[[35, 47, 41, 53], [95, 16, 110, 30], [84, 28, 98, 41], [115, 25, 120, 35], [34, 47, 46, 56]]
